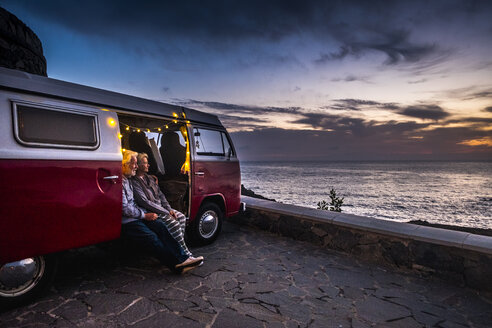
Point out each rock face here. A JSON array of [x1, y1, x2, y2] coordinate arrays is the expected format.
[[0, 7, 47, 76]]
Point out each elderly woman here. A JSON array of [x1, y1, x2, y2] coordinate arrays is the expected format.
[[131, 152, 201, 262], [120, 150, 202, 273]]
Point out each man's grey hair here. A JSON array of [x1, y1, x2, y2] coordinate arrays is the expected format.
[[137, 152, 148, 164], [122, 150, 138, 165]]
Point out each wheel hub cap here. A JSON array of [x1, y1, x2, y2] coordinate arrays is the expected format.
[[0, 257, 44, 297], [199, 211, 218, 238]]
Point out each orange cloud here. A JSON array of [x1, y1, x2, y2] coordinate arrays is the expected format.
[[458, 137, 492, 147]]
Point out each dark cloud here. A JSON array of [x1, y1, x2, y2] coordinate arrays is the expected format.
[[292, 112, 428, 137], [315, 29, 449, 67], [485, 106, 492, 113], [215, 113, 268, 131], [172, 99, 303, 116], [446, 117, 492, 124], [398, 105, 450, 121], [408, 78, 427, 84], [7, 0, 490, 68], [443, 87, 492, 101], [472, 90, 492, 99], [323, 99, 398, 111], [331, 75, 370, 83]]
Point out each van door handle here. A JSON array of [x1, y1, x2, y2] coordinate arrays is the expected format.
[[195, 172, 205, 177], [103, 175, 119, 184]]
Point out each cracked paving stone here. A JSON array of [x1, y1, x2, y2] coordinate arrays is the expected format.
[[117, 276, 173, 298], [287, 285, 307, 297], [203, 271, 238, 289], [355, 296, 411, 324], [175, 275, 204, 292], [277, 302, 313, 323], [50, 299, 88, 322], [153, 286, 190, 300], [309, 314, 352, 328], [255, 290, 297, 307], [206, 295, 236, 309], [380, 316, 423, 328], [115, 297, 163, 325], [351, 317, 372, 328], [340, 286, 365, 300], [131, 310, 203, 328], [318, 285, 340, 299], [327, 270, 377, 289], [84, 292, 140, 316], [187, 285, 211, 297], [4, 311, 56, 328], [182, 309, 215, 324], [212, 308, 264, 328], [231, 301, 283, 322], [161, 299, 197, 312]]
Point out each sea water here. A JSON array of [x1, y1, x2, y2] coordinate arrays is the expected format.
[[240, 161, 492, 229]]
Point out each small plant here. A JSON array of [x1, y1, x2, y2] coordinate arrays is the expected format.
[[317, 188, 344, 212]]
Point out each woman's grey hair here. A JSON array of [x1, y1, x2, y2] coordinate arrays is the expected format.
[[137, 152, 148, 164], [122, 150, 138, 165]]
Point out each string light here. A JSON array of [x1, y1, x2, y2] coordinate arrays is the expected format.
[[108, 118, 116, 127], [119, 118, 188, 134], [118, 134, 122, 139]]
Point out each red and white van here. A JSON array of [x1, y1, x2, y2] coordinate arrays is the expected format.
[[0, 67, 244, 306]]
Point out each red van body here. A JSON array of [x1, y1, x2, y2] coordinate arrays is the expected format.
[[0, 67, 242, 306]]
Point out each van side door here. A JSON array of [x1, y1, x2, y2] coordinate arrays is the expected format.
[[190, 126, 241, 220]]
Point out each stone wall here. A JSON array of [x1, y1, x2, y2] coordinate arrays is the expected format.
[[0, 7, 46, 76], [232, 196, 492, 293]]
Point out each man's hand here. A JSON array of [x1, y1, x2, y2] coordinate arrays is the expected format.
[[169, 210, 178, 219], [144, 213, 158, 221]]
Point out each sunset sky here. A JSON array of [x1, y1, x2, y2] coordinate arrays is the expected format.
[[3, 0, 492, 161]]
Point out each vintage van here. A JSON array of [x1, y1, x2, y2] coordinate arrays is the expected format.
[[0, 67, 244, 306]]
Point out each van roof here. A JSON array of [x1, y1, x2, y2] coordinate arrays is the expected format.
[[0, 67, 222, 127]]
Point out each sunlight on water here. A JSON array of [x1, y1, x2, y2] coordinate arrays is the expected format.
[[241, 161, 492, 229]]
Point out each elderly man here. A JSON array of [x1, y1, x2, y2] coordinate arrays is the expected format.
[[120, 150, 202, 273]]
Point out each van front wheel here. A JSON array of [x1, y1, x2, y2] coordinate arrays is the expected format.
[[0, 255, 57, 309], [191, 202, 223, 245]]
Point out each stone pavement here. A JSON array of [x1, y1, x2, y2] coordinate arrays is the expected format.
[[1, 221, 491, 328]]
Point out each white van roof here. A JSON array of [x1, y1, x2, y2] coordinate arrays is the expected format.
[[0, 67, 223, 127]]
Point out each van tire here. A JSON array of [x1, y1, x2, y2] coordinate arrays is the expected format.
[[190, 202, 223, 245], [0, 254, 57, 309]]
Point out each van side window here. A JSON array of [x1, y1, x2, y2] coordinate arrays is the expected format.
[[14, 103, 99, 149], [222, 132, 235, 157], [194, 128, 225, 156]]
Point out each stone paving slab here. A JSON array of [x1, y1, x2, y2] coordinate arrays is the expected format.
[[1, 221, 491, 327]]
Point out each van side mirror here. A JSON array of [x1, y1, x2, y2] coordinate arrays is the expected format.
[[227, 147, 232, 159]]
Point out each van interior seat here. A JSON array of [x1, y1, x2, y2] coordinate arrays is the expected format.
[[160, 131, 186, 177]]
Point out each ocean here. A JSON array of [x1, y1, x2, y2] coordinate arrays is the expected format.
[[240, 161, 492, 229]]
